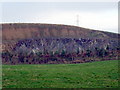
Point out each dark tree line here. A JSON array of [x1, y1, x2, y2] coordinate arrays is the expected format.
[[2, 47, 119, 64], [2, 38, 119, 64]]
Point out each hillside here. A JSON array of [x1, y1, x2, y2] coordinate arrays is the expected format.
[[2, 23, 119, 42], [1, 23, 120, 64]]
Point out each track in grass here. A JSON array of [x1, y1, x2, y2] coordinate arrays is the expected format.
[[2, 60, 118, 88]]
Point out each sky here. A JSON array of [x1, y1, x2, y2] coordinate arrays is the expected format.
[[1, 2, 118, 33]]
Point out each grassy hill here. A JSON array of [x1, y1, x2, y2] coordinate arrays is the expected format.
[[2, 60, 118, 88], [2, 23, 119, 42], [1, 23, 119, 65]]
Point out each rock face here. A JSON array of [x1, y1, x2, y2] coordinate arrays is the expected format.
[[1, 23, 120, 64]]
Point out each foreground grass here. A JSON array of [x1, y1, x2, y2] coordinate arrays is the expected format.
[[2, 60, 118, 88]]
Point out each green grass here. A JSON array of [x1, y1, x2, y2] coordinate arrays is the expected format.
[[2, 60, 119, 88]]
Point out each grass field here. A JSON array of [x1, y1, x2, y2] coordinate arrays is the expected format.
[[2, 60, 119, 88]]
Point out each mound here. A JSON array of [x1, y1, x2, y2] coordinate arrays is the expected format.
[[1, 23, 119, 64]]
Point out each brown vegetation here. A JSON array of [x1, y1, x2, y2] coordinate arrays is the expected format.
[[1, 23, 120, 64]]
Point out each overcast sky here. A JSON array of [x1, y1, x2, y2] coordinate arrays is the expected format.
[[1, 2, 118, 33]]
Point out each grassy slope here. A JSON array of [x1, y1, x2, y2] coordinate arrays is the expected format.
[[2, 60, 118, 88]]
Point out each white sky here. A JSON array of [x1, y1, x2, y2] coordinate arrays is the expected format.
[[1, 2, 118, 33]]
